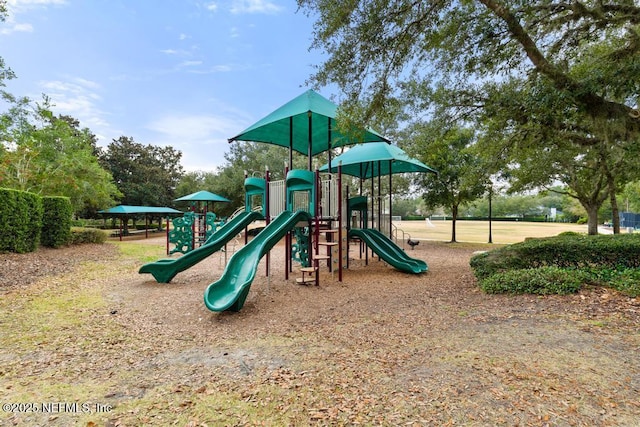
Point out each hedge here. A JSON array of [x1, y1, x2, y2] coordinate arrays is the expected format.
[[470, 233, 640, 280], [0, 188, 43, 253], [70, 227, 108, 244], [41, 196, 73, 248], [470, 233, 640, 296]]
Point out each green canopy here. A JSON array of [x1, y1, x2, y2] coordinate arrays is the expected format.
[[319, 142, 437, 178], [319, 142, 436, 238], [98, 205, 182, 215], [174, 190, 230, 203], [228, 89, 389, 167]]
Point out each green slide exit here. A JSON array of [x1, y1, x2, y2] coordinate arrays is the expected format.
[[349, 228, 427, 274], [204, 210, 311, 312], [139, 210, 263, 283]]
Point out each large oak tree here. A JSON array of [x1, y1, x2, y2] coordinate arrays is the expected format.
[[299, 0, 640, 233]]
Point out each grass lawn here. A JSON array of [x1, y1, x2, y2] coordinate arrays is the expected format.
[[395, 219, 589, 244]]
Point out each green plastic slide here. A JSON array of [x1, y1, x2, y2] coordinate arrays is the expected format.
[[363, 228, 428, 272], [204, 210, 311, 312], [349, 228, 426, 274], [139, 211, 263, 283]]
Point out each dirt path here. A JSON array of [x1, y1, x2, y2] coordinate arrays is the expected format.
[[1, 238, 639, 426]]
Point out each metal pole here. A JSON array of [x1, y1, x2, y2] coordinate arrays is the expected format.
[[488, 186, 493, 244], [338, 161, 343, 282], [289, 116, 293, 171], [265, 166, 270, 277], [389, 160, 393, 239], [307, 111, 312, 171]]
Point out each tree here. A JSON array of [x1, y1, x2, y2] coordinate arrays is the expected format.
[[0, 99, 120, 214], [299, 1, 639, 134], [0, 1, 15, 95], [407, 125, 488, 242], [475, 75, 638, 234], [621, 181, 640, 213], [99, 136, 184, 207], [298, 0, 640, 234]]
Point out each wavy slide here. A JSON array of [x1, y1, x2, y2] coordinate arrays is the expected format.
[[139, 210, 263, 283], [349, 228, 427, 274], [204, 210, 311, 312]]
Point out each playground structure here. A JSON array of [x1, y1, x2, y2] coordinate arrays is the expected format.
[[139, 89, 435, 312], [169, 190, 231, 254], [140, 163, 430, 311]]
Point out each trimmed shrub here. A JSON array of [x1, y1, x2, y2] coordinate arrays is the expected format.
[[70, 227, 108, 244], [582, 267, 640, 297], [41, 196, 73, 248], [470, 233, 640, 280], [479, 267, 586, 295], [471, 233, 640, 296], [0, 188, 43, 253]]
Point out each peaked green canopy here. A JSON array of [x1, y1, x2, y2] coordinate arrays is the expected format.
[[319, 142, 437, 178], [174, 190, 230, 203], [228, 89, 389, 159]]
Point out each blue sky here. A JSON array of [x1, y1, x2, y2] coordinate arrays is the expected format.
[[1, 0, 330, 171]]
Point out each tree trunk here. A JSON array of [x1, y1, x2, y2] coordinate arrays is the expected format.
[[610, 189, 621, 235], [450, 204, 458, 243], [585, 204, 599, 235]]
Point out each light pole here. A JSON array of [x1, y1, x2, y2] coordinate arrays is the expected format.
[[488, 184, 493, 244]]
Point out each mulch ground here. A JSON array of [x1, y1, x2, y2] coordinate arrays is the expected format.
[[1, 238, 639, 426]]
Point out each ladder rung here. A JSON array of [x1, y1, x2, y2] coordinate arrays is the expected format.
[[318, 242, 338, 246], [300, 267, 317, 272]]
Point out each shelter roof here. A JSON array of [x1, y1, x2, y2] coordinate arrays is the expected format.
[[98, 205, 183, 215]]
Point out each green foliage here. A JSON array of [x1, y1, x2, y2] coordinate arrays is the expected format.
[[479, 267, 586, 295], [0, 188, 43, 253], [0, 101, 120, 215], [41, 196, 73, 248], [99, 136, 183, 208], [581, 267, 640, 298], [69, 227, 108, 245], [300, 1, 640, 237], [404, 125, 489, 242], [471, 233, 640, 296], [471, 234, 640, 280]]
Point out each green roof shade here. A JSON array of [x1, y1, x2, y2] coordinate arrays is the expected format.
[[98, 205, 183, 215], [174, 190, 231, 203], [319, 142, 438, 178], [228, 89, 390, 157]]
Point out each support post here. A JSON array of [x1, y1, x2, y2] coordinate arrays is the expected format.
[[265, 166, 270, 277], [338, 162, 343, 282]]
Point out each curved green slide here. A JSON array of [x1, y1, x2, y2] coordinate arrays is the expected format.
[[364, 228, 428, 272], [204, 210, 311, 312], [139, 211, 263, 283], [349, 228, 426, 274]]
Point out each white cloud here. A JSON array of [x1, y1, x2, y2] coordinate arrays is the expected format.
[[205, 2, 218, 12], [7, 0, 67, 10], [0, 21, 33, 35], [187, 64, 234, 74], [2, 0, 67, 35], [146, 112, 248, 170], [178, 60, 203, 68], [40, 77, 111, 135], [230, 0, 282, 15]]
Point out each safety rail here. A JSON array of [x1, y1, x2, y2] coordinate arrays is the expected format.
[[268, 180, 286, 218], [391, 223, 407, 250]]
